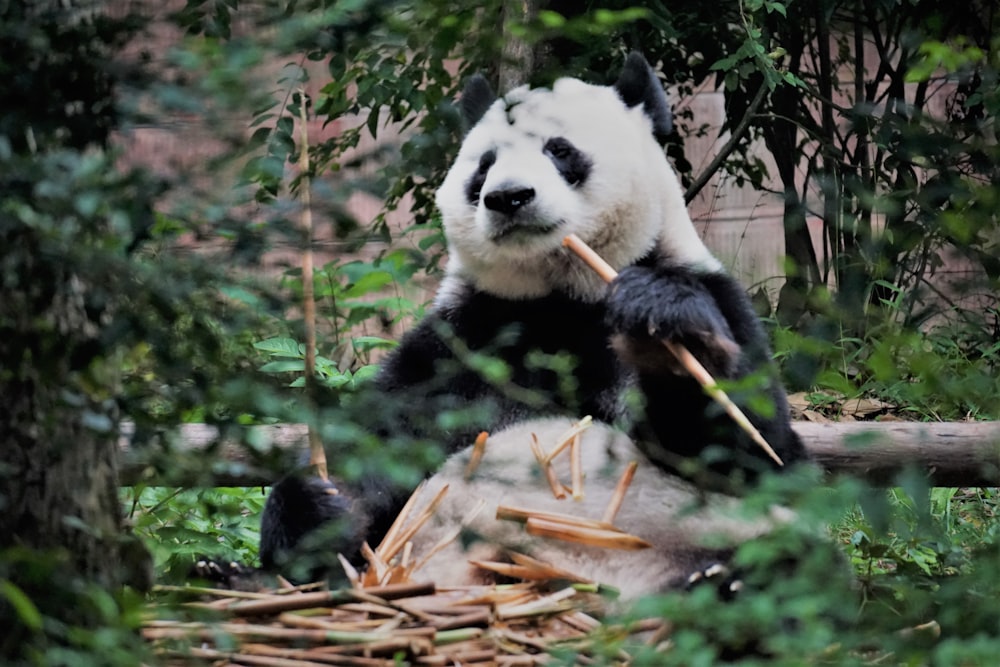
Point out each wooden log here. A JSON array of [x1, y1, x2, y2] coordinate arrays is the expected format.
[[794, 421, 1000, 486], [119, 421, 1000, 487]]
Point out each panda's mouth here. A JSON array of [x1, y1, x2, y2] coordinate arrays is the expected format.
[[487, 215, 561, 243]]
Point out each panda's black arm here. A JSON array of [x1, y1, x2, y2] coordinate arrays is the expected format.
[[606, 264, 807, 480]]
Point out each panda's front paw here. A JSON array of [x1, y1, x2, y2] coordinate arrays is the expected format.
[[606, 266, 740, 377]]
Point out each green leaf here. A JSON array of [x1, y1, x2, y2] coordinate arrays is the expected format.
[[351, 336, 397, 352], [0, 580, 43, 631], [342, 270, 394, 298], [259, 360, 305, 373], [253, 337, 302, 357], [220, 286, 263, 308], [351, 364, 380, 385]]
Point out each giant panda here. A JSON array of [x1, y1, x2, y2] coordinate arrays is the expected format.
[[260, 52, 810, 599]]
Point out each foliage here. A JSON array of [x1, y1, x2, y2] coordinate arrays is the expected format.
[[2, 0, 999, 664], [775, 311, 1000, 419], [0, 549, 152, 666], [565, 473, 1000, 666], [144, 3, 999, 665], [124, 486, 265, 581]]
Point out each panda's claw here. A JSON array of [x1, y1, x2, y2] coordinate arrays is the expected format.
[[683, 561, 744, 600]]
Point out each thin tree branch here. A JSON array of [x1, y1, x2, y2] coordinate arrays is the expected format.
[[684, 81, 768, 205]]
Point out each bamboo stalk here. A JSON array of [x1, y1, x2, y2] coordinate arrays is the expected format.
[[223, 583, 435, 617], [541, 416, 593, 465], [495, 504, 619, 531], [153, 584, 273, 600], [601, 461, 638, 524], [411, 499, 486, 575], [430, 609, 493, 630], [562, 233, 784, 467], [524, 517, 652, 551], [169, 646, 335, 667], [242, 644, 397, 666], [469, 560, 553, 581], [529, 433, 567, 499], [338, 553, 360, 587], [497, 587, 577, 620], [375, 480, 426, 556], [569, 432, 584, 500], [361, 541, 389, 585], [297, 88, 327, 481], [379, 484, 450, 563], [464, 431, 489, 480], [471, 555, 590, 584], [509, 552, 591, 583]]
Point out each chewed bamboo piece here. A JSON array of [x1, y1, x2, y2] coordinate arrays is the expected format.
[[464, 431, 489, 480], [496, 504, 619, 531], [541, 416, 593, 465], [525, 517, 652, 551], [562, 233, 784, 467], [411, 499, 487, 575], [378, 484, 450, 563], [376, 480, 426, 556], [529, 433, 568, 499], [496, 504, 650, 549], [569, 432, 584, 501], [601, 460, 638, 525]]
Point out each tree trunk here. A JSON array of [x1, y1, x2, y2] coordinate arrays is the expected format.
[[0, 294, 127, 589], [499, 0, 540, 90]]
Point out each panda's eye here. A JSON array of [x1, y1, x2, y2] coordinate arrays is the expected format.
[[543, 137, 591, 187], [544, 138, 574, 160]]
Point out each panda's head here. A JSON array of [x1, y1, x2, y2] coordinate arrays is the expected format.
[[435, 53, 720, 302]]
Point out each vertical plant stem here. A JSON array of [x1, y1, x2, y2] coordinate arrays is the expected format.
[[297, 88, 327, 481]]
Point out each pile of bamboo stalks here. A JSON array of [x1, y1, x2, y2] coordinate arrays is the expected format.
[[145, 577, 667, 666]]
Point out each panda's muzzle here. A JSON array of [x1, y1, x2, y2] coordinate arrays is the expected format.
[[484, 185, 535, 216], [483, 185, 560, 241]]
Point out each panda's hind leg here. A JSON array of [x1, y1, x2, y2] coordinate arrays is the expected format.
[[681, 560, 744, 601]]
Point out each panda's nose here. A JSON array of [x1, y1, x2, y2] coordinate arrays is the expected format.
[[484, 186, 535, 215]]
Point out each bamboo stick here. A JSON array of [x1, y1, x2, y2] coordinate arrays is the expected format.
[[223, 583, 435, 617], [375, 481, 426, 557], [411, 499, 486, 575], [562, 233, 784, 467], [378, 484, 450, 563], [296, 88, 327, 482], [495, 505, 619, 531], [529, 433, 567, 499], [569, 432, 584, 500], [541, 416, 593, 465], [524, 517, 652, 551], [601, 461, 638, 524], [464, 431, 489, 480]]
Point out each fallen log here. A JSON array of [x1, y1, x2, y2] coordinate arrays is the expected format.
[[119, 421, 1000, 487]]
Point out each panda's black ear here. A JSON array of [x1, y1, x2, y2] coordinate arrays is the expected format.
[[614, 52, 673, 140], [459, 74, 496, 131]]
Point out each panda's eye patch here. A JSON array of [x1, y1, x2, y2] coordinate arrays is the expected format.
[[478, 150, 496, 173], [543, 137, 591, 186], [465, 149, 496, 204], [544, 138, 574, 160]]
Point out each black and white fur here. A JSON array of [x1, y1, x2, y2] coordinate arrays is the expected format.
[[260, 53, 808, 598]]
